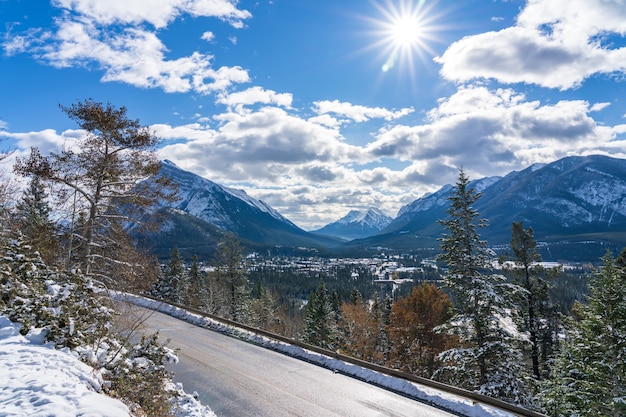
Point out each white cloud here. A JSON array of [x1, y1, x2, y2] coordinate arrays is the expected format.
[[51, 0, 251, 29], [436, 0, 626, 89], [158, 106, 366, 184], [312, 100, 414, 123], [201, 31, 215, 42], [217, 86, 293, 111], [4, 0, 251, 94], [5, 129, 83, 156], [367, 85, 622, 180], [590, 102, 611, 112]]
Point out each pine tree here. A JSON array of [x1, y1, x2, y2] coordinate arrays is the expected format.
[[187, 255, 206, 309], [167, 247, 187, 303], [213, 233, 248, 321], [436, 169, 529, 405], [510, 221, 557, 380], [539, 251, 626, 417], [14, 99, 177, 280], [14, 176, 59, 265], [153, 247, 187, 303], [303, 279, 335, 349]]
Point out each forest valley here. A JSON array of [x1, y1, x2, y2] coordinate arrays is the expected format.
[[1, 100, 625, 417]]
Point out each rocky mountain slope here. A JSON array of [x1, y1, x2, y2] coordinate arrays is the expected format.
[[141, 161, 339, 258]]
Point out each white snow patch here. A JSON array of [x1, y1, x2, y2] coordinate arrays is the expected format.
[[0, 316, 130, 417], [0, 315, 215, 417]]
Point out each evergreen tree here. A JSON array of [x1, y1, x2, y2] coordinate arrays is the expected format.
[[303, 279, 335, 349], [14, 99, 177, 280], [0, 236, 179, 415], [246, 283, 283, 332], [436, 169, 529, 405], [14, 175, 59, 264], [186, 255, 206, 309], [539, 251, 626, 417], [510, 221, 557, 380], [214, 233, 248, 321], [153, 247, 187, 303]]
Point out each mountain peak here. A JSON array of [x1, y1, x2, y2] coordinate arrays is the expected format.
[[313, 207, 393, 240]]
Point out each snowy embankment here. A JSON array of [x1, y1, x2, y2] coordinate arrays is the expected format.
[[0, 315, 215, 417], [115, 293, 520, 417]]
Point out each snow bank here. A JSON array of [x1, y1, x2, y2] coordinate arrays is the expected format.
[[0, 315, 216, 417], [116, 293, 518, 417], [0, 316, 130, 417]]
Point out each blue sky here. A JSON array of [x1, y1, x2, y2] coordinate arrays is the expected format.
[[2, 0, 626, 229]]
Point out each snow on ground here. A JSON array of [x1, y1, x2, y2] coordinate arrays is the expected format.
[[114, 293, 520, 417], [0, 315, 215, 417]]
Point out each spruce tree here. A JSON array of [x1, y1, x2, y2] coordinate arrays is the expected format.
[[153, 247, 187, 303], [14, 175, 59, 264], [510, 221, 556, 380], [187, 255, 207, 309], [540, 251, 626, 416], [303, 280, 335, 349], [214, 233, 248, 321], [436, 169, 529, 405]]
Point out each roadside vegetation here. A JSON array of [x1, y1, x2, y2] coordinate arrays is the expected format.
[[1, 100, 183, 416]]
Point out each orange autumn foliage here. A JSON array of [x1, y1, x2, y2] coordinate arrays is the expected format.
[[387, 282, 455, 378]]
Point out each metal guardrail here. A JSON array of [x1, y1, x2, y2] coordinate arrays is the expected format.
[[136, 295, 548, 417]]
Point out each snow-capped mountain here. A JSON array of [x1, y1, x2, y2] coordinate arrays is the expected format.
[[160, 160, 295, 230], [312, 208, 393, 240], [350, 155, 626, 260], [142, 161, 339, 258], [144, 155, 626, 261]]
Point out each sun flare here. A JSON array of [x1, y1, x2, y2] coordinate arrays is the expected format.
[[391, 15, 424, 47], [368, 0, 443, 75]]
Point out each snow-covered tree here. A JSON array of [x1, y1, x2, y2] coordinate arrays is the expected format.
[[510, 221, 558, 380], [539, 251, 626, 417], [13, 176, 59, 265], [153, 247, 188, 304], [435, 169, 530, 406], [0, 235, 179, 415]]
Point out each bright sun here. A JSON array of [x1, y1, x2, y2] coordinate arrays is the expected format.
[[368, 0, 443, 74], [391, 16, 424, 48]]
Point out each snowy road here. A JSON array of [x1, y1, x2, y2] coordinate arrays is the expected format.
[[137, 306, 457, 417]]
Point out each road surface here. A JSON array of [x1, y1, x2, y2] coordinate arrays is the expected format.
[[136, 306, 457, 417]]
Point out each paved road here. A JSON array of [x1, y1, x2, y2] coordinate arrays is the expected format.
[[136, 306, 456, 417]]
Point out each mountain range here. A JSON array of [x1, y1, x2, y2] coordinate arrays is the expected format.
[[143, 155, 626, 262], [139, 161, 340, 258]]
